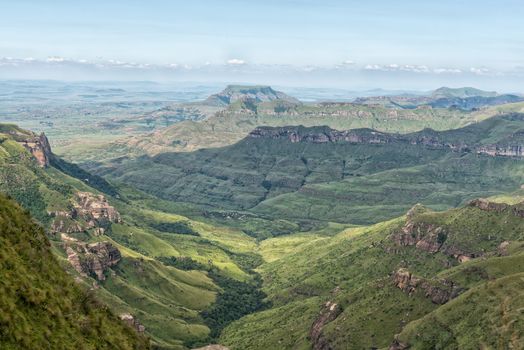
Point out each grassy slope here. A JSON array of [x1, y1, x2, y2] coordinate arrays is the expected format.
[[100, 113, 524, 229], [0, 124, 262, 349], [220, 198, 524, 349], [0, 194, 150, 349], [109, 100, 524, 159]]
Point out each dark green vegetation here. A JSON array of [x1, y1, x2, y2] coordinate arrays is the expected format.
[[200, 270, 268, 341], [97, 113, 524, 232], [0, 194, 149, 349]]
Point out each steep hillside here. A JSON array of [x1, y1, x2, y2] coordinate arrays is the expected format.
[[220, 197, 524, 349], [0, 124, 265, 349], [98, 113, 524, 227], [0, 193, 150, 349]]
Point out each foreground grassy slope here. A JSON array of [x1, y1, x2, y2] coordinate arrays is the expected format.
[[221, 197, 524, 349], [0, 123, 265, 349], [0, 194, 149, 349]]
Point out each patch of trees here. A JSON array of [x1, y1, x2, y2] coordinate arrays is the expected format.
[[150, 220, 199, 236], [201, 269, 270, 340], [157, 256, 208, 271]]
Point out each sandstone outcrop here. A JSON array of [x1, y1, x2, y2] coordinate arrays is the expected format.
[[74, 192, 122, 225], [248, 125, 524, 158], [389, 339, 410, 350], [309, 301, 342, 350], [19, 132, 52, 167], [49, 192, 121, 233], [192, 346, 230, 350], [469, 198, 524, 218], [391, 205, 475, 262], [477, 144, 523, 157], [393, 268, 462, 305], [66, 241, 121, 280], [119, 313, 146, 333]]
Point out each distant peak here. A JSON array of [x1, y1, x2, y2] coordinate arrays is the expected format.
[[431, 86, 498, 99], [204, 85, 300, 106]]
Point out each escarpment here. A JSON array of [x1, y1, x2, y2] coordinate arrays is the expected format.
[[248, 117, 524, 157], [19, 132, 52, 167], [392, 268, 462, 305]]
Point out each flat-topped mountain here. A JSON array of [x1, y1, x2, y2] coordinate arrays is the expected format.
[[204, 85, 300, 106]]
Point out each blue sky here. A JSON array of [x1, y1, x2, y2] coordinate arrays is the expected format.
[[1, 0, 523, 89]]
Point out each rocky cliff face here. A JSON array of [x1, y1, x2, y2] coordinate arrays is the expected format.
[[50, 191, 121, 233], [66, 241, 121, 281], [477, 144, 524, 157], [74, 191, 122, 225], [391, 205, 475, 262], [19, 132, 52, 167], [248, 125, 524, 158], [119, 313, 146, 333], [309, 301, 342, 350], [392, 268, 462, 305], [469, 198, 524, 218]]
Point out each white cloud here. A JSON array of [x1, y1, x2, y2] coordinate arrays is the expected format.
[[470, 67, 490, 75], [342, 60, 355, 65], [46, 56, 65, 63], [433, 67, 462, 74], [227, 58, 246, 65]]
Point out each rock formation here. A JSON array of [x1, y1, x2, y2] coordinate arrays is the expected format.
[[19, 132, 52, 167], [50, 191, 121, 233], [393, 268, 462, 305], [66, 241, 121, 280], [469, 198, 524, 218], [309, 301, 342, 350], [248, 125, 524, 157], [391, 205, 475, 261], [119, 313, 146, 333]]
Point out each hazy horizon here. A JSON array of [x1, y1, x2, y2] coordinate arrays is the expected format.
[[1, 0, 523, 91]]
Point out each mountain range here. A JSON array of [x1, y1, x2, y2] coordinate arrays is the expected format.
[[1, 85, 523, 349]]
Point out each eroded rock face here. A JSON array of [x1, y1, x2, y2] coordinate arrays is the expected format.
[[392, 205, 475, 262], [75, 192, 122, 224], [192, 346, 230, 350], [119, 313, 146, 333], [389, 339, 410, 350], [49, 192, 121, 233], [477, 144, 524, 157], [20, 133, 52, 167], [309, 301, 342, 350], [469, 198, 524, 218], [393, 268, 462, 305], [65, 241, 121, 281], [248, 126, 524, 158]]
